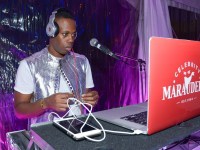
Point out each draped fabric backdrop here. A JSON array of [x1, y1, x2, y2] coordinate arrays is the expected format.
[[0, 0, 200, 149]]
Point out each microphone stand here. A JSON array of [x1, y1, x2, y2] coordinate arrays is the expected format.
[[113, 53, 147, 102], [114, 53, 146, 71]]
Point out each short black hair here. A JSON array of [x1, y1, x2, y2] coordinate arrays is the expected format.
[[55, 8, 75, 20]]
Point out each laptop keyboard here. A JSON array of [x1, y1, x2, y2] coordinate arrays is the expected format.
[[120, 111, 147, 126]]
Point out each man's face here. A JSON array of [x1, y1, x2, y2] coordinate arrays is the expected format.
[[49, 18, 77, 58]]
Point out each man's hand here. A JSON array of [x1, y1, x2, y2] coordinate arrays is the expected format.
[[45, 93, 74, 112], [14, 91, 74, 119], [81, 90, 99, 106]]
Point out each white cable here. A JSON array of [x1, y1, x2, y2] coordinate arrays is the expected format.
[[47, 98, 106, 142], [47, 98, 144, 142], [48, 99, 80, 121], [78, 100, 106, 142], [62, 102, 80, 119], [48, 99, 79, 121], [67, 98, 106, 142], [103, 129, 145, 135], [48, 112, 62, 121]]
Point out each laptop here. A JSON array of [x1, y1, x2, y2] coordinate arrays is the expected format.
[[93, 37, 200, 135]]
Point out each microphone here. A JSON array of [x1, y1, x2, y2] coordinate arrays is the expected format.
[[90, 38, 120, 60], [90, 38, 146, 71]]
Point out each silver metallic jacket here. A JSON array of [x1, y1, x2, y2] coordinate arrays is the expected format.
[[26, 47, 87, 128]]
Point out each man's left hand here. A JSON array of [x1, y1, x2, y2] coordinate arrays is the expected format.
[[81, 90, 99, 106]]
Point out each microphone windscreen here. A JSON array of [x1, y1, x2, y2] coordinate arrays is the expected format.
[[90, 38, 98, 47]]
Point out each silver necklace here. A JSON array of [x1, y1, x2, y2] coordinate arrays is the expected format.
[[59, 61, 75, 95]]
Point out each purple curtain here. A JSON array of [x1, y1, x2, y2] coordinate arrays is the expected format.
[[106, 1, 140, 108]]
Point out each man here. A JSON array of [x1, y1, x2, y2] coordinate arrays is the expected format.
[[14, 8, 99, 128]]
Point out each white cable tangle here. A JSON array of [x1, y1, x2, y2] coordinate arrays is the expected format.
[[48, 97, 142, 142]]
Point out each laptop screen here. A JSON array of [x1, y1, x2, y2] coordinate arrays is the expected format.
[[148, 37, 200, 134]]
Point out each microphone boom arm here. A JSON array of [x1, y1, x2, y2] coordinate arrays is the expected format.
[[113, 53, 146, 71]]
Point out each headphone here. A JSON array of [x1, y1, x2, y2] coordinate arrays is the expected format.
[[46, 9, 59, 38], [46, 8, 74, 38]]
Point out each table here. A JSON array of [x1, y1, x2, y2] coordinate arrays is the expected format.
[[27, 115, 200, 150]]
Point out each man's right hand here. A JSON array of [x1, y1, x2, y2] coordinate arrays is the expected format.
[[14, 91, 74, 119], [44, 93, 74, 112]]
